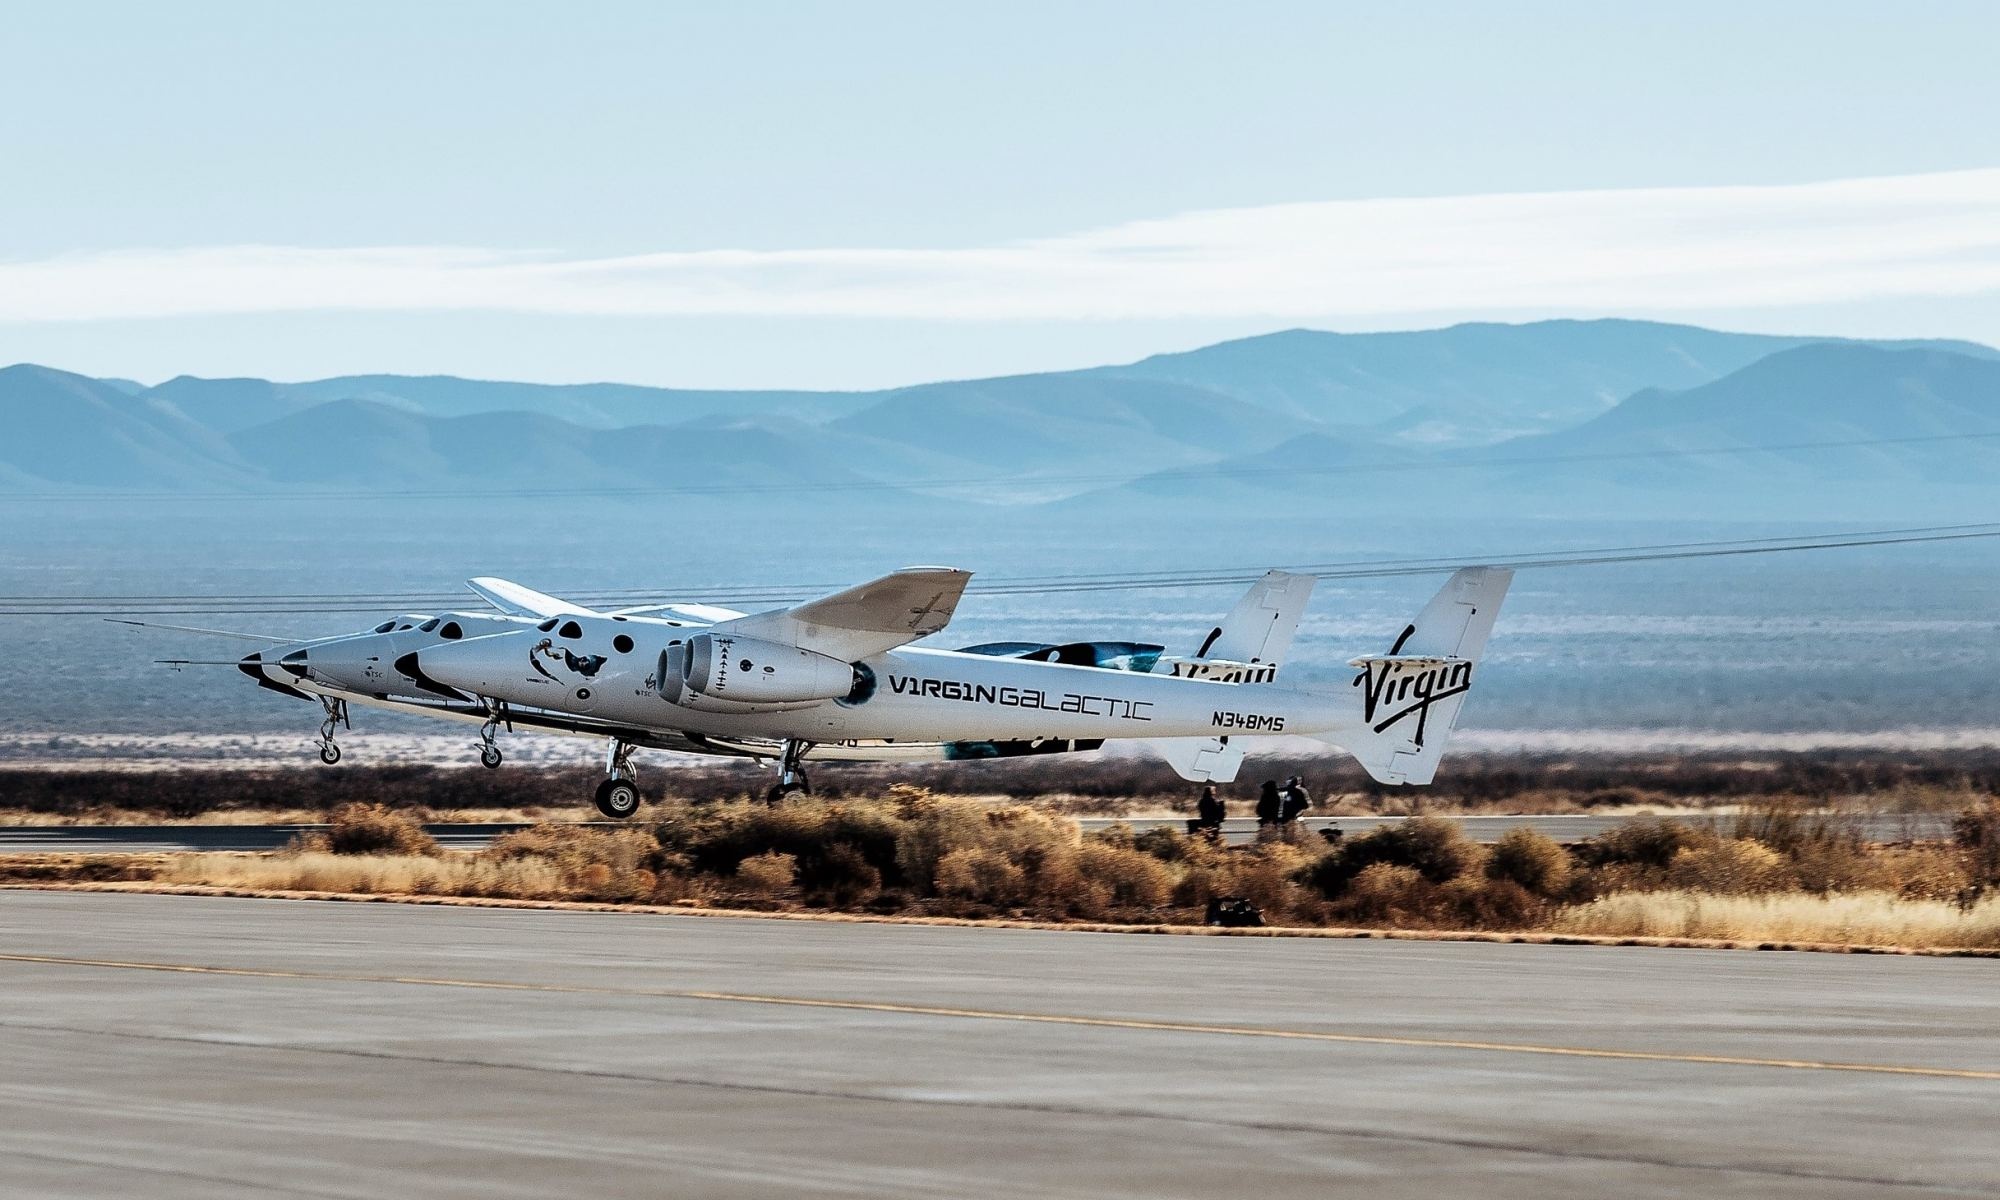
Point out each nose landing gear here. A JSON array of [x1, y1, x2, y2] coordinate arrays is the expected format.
[[764, 738, 813, 805], [593, 737, 642, 819], [315, 697, 349, 765], [478, 701, 508, 770]]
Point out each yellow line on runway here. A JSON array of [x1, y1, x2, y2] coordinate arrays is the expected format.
[[4, 950, 1996, 1082]]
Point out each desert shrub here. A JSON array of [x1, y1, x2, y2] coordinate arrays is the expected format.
[[1334, 863, 1430, 923], [893, 792, 992, 895], [1439, 876, 1544, 928], [1132, 826, 1190, 862], [1307, 815, 1483, 897], [322, 802, 438, 856], [1574, 817, 1709, 871], [659, 798, 903, 896], [735, 851, 798, 897], [1485, 828, 1572, 896], [1662, 840, 1790, 895], [1954, 802, 2000, 887], [935, 847, 1027, 906], [1075, 842, 1174, 911], [485, 823, 670, 900]]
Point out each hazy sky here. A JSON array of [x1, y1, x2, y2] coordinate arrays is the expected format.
[[4, 1, 1998, 388]]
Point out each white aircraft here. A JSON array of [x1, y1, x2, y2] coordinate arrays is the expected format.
[[206, 566, 1511, 817]]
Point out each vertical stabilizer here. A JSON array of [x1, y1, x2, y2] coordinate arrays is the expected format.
[[1321, 567, 1513, 785]]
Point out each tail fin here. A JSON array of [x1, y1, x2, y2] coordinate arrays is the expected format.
[[1161, 570, 1315, 684], [1323, 566, 1513, 786], [1148, 570, 1313, 781]]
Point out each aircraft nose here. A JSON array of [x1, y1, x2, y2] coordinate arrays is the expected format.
[[415, 632, 528, 697]]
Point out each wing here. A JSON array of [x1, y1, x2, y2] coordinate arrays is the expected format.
[[711, 566, 971, 660], [465, 577, 600, 618]]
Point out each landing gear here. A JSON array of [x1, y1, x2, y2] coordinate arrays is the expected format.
[[593, 738, 642, 819], [763, 739, 813, 805], [314, 697, 348, 766], [477, 702, 506, 770]]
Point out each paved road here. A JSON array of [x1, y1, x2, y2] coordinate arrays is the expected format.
[[0, 812, 1955, 854], [1, 890, 1995, 1198]]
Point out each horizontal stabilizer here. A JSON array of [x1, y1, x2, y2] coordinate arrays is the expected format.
[[715, 566, 972, 660], [1346, 654, 1461, 671], [1153, 735, 1245, 783]]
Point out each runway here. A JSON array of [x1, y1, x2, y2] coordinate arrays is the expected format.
[[1, 891, 1995, 1198], [0, 811, 1954, 854]]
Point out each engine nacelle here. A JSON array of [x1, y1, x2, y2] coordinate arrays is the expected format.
[[660, 632, 857, 705]]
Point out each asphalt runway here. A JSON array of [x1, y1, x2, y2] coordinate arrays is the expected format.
[[0, 812, 1954, 854], [1, 891, 1996, 1198]]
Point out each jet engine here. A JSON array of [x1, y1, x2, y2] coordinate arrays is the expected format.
[[660, 632, 857, 705]]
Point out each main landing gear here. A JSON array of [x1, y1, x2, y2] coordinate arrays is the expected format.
[[315, 697, 349, 765], [593, 737, 642, 820], [477, 701, 507, 770], [763, 739, 813, 805]]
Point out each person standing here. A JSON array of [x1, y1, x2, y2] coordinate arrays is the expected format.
[[1255, 780, 1281, 828], [1281, 776, 1313, 825], [1196, 785, 1226, 840]]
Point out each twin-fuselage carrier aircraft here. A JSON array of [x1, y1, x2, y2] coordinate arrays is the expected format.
[[188, 566, 1510, 818]]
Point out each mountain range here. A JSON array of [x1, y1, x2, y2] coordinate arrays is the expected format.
[[4, 319, 1998, 517]]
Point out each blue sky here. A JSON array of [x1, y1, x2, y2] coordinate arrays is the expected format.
[[3, 1, 1998, 387]]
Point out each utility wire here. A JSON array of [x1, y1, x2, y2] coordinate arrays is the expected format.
[[8, 522, 1998, 617]]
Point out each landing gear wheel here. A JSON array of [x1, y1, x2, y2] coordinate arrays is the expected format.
[[318, 742, 342, 765], [765, 738, 814, 805], [480, 744, 504, 770], [594, 778, 642, 820], [764, 780, 809, 806]]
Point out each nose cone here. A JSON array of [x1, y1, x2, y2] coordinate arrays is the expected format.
[[416, 631, 538, 698], [294, 632, 397, 694], [239, 644, 316, 698]]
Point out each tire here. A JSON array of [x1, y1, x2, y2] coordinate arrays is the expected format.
[[480, 745, 503, 770], [595, 778, 641, 820], [319, 743, 341, 765]]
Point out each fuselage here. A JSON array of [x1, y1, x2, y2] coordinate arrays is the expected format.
[[412, 621, 1357, 746]]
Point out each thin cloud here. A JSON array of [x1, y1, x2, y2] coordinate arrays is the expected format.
[[5, 169, 1999, 322]]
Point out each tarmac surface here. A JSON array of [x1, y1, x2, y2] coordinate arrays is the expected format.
[[0, 812, 1954, 854], [1, 890, 1996, 1198]]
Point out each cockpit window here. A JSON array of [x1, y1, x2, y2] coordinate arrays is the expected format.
[[558, 620, 583, 640], [373, 620, 396, 634], [419, 618, 441, 633], [538, 618, 559, 632], [439, 622, 463, 640]]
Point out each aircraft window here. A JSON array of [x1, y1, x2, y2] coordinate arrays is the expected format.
[[612, 634, 634, 654], [419, 618, 441, 633], [440, 622, 463, 640], [373, 621, 396, 634], [397, 624, 412, 631], [559, 620, 583, 640], [537, 618, 558, 632]]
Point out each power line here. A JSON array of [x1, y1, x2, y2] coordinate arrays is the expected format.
[[9, 522, 1999, 618]]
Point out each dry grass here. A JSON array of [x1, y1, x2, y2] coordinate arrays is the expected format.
[[1554, 890, 2000, 949], [162, 852, 563, 898]]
